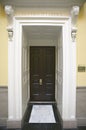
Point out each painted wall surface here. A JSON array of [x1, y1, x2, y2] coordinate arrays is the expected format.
[[77, 2, 86, 87], [0, 2, 86, 87], [0, 4, 8, 86]]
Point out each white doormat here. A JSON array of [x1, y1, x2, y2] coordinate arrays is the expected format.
[[29, 105, 56, 123]]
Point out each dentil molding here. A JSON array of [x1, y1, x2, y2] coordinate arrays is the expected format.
[[4, 5, 80, 42]]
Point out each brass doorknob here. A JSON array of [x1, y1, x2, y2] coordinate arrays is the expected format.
[[39, 79, 42, 85]]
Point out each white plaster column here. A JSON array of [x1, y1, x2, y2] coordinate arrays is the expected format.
[[5, 5, 22, 128], [5, 5, 15, 120], [71, 5, 80, 122], [71, 6, 80, 120], [62, 6, 80, 128]]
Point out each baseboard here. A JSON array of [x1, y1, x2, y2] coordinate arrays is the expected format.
[[0, 118, 7, 126], [76, 87, 86, 126], [77, 118, 86, 126], [7, 119, 21, 128], [63, 119, 77, 129], [0, 87, 8, 127], [22, 103, 32, 128], [55, 104, 63, 126], [56, 104, 77, 129]]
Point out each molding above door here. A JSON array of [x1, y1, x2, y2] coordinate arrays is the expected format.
[[1, 0, 85, 8]]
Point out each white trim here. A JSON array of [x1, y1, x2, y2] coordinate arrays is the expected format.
[[8, 40, 15, 120], [14, 19, 22, 119], [1, 0, 85, 8], [8, 15, 77, 128], [62, 18, 76, 120]]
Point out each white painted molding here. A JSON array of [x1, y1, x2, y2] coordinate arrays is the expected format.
[[71, 28, 77, 42], [71, 6, 80, 27], [71, 6, 80, 42], [4, 5, 15, 122], [1, 0, 85, 8], [7, 26, 13, 41], [11, 16, 76, 127], [5, 5, 14, 15], [4, 5, 14, 41]]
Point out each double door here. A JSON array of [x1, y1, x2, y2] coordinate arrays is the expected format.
[[30, 46, 55, 101]]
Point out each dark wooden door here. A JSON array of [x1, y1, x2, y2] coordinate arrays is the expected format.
[[30, 46, 55, 101]]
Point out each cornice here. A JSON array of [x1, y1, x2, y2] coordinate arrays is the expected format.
[[4, 4, 80, 43], [1, 0, 86, 8]]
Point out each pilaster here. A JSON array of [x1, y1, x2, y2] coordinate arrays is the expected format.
[[5, 5, 17, 128]]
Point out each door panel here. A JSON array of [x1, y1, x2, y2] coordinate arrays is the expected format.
[[30, 48, 42, 101], [30, 47, 55, 101]]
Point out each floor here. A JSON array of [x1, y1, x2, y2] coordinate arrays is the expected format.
[[0, 126, 86, 130], [0, 103, 86, 130], [22, 102, 62, 130]]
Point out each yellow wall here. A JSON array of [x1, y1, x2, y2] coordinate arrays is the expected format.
[[77, 2, 86, 87], [0, 2, 86, 87], [0, 4, 8, 86]]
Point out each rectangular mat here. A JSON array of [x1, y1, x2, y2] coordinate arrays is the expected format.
[[29, 105, 56, 123]]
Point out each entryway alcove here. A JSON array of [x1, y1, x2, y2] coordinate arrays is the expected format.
[[5, 10, 78, 128]]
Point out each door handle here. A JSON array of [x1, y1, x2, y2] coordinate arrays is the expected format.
[[39, 79, 42, 85]]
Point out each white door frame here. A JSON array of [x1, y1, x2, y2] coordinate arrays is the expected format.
[[7, 15, 77, 128]]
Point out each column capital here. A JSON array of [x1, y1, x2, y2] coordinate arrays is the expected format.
[[5, 5, 14, 41]]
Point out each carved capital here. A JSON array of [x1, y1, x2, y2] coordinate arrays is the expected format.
[[5, 5, 14, 15], [71, 6, 80, 42], [7, 26, 13, 41], [5, 5, 14, 41], [71, 6, 79, 27], [71, 28, 77, 42]]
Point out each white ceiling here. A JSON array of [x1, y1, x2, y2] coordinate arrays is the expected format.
[[1, 0, 86, 8], [23, 26, 61, 41]]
